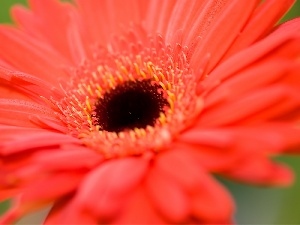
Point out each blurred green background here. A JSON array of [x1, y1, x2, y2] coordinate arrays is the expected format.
[[0, 1, 300, 224]]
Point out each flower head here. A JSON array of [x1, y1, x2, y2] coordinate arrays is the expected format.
[[1, 0, 300, 224]]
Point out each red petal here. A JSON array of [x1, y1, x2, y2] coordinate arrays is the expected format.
[[155, 149, 210, 192], [12, 0, 79, 63], [0, 125, 45, 142], [204, 59, 295, 109], [145, 165, 189, 223], [203, 25, 300, 93], [145, 0, 176, 36], [223, 0, 296, 59], [0, 99, 63, 129], [45, 196, 97, 225], [199, 85, 300, 127], [179, 128, 234, 149], [0, 172, 84, 224], [191, 174, 234, 223], [21, 173, 83, 204], [0, 26, 70, 84], [165, 0, 206, 42], [0, 67, 63, 100], [75, 0, 149, 45], [75, 157, 148, 221], [1, 130, 80, 155], [222, 157, 294, 186], [113, 186, 165, 224], [190, 0, 260, 73], [32, 146, 103, 171]]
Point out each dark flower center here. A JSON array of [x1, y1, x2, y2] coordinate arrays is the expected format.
[[93, 79, 169, 133]]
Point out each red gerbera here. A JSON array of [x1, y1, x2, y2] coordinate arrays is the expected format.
[[1, 0, 300, 224]]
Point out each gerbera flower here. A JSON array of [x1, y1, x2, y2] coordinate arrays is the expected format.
[[1, 0, 300, 224]]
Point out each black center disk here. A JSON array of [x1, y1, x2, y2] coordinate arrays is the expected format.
[[93, 79, 170, 133]]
